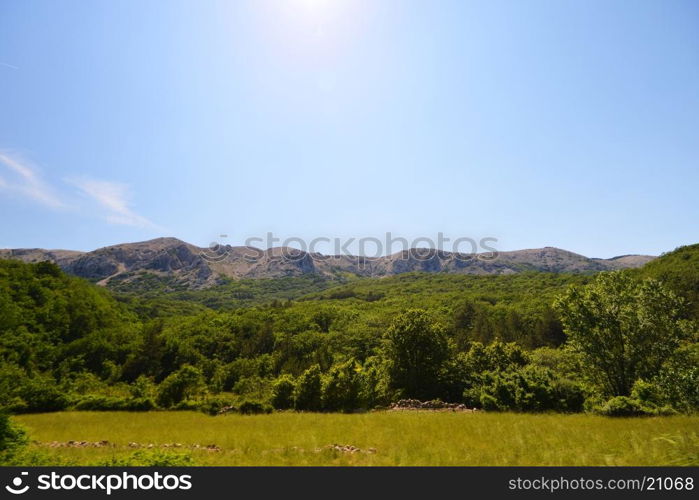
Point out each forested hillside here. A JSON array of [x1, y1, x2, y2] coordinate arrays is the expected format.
[[637, 244, 699, 319], [0, 245, 696, 418]]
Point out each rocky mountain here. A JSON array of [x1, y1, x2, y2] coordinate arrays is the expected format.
[[0, 237, 656, 290]]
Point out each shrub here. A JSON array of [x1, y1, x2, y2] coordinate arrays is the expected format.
[[198, 397, 235, 416], [595, 396, 655, 417], [124, 397, 157, 411], [529, 347, 583, 379], [631, 379, 662, 406], [552, 378, 586, 412], [129, 375, 157, 400], [15, 378, 69, 413], [0, 413, 27, 464], [231, 375, 270, 401], [172, 400, 201, 411], [271, 375, 296, 410], [464, 366, 585, 412], [72, 395, 126, 411], [72, 395, 156, 412], [238, 400, 273, 415]]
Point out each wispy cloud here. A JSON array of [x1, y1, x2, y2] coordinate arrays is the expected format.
[[69, 177, 158, 229], [0, 62, 19, 70], [0, 152, 65, 209], [1, 151, 159, 230]]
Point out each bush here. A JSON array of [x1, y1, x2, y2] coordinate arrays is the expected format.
[[198, 397, 235, 416], [464, 366, 585, 412], [72, 395, 126, 411], [529, 347, 583, 379], [595, 396, 656, 417], [271, 375, 296, 410], [72, 395, 156, 412], [14, 378, 69, 413], [124, 397, 157, 411], [553, 378, 586, 412], [231, 376, 270, 401], [0, 413, 27, 464], [129, 376, 157, 400], [172, 400, 201, 411], [237, 400, 273, 415], [631, 379, 662, 406]]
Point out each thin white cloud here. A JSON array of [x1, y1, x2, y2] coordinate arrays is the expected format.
[[0, 152, 65, 209], [0, 151, 159, 230], [69, 177, 157, 229]]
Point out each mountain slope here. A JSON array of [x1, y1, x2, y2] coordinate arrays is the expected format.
[[0, 238, 656, 290], [636, 243, 699, 319]]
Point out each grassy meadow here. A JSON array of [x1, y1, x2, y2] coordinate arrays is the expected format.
[[15, 411, 699, 466]]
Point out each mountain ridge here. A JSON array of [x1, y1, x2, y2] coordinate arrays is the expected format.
[[0, 237, 656, 290]]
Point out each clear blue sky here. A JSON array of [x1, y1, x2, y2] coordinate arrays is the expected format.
[[1, 0, 697, 258]]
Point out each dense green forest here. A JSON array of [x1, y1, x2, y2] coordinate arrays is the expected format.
[[0, 245, 697, 419]]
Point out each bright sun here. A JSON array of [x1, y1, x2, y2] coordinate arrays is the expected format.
[[295, 0, 339, 16]]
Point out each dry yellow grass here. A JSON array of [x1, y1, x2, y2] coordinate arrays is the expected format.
[[15, 411, 699, 466]]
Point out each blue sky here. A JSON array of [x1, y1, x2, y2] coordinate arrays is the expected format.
[[1, 0, 697, 258]]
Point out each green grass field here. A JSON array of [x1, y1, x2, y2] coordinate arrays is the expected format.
[[14, 411, 698, 466]]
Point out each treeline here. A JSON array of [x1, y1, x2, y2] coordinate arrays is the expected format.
[[0, 245, 697, 417]]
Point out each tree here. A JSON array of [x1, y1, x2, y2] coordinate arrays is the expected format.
[[555, 272, 691, 396], [384, 309, 448, 400], [294, 364, 322, 411], [271, 374, 296, 410], [534, 306, 565, 347], [452, 300, 477, 350], [156, 364, 206, 407], [122, 320, 166, 381], [322, 359, 360, 412]]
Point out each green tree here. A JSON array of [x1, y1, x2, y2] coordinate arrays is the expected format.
[[156, 364, 206, 408], [294, 364, 322, 411], [534, 306, 566, 347], [555, 272, 691, 396], [322, 359, 360, 412], [356, 356, 391, 408], [384, 309, 448, 400], [271, 374, 296, 410], [653, 343, 699, 412]]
